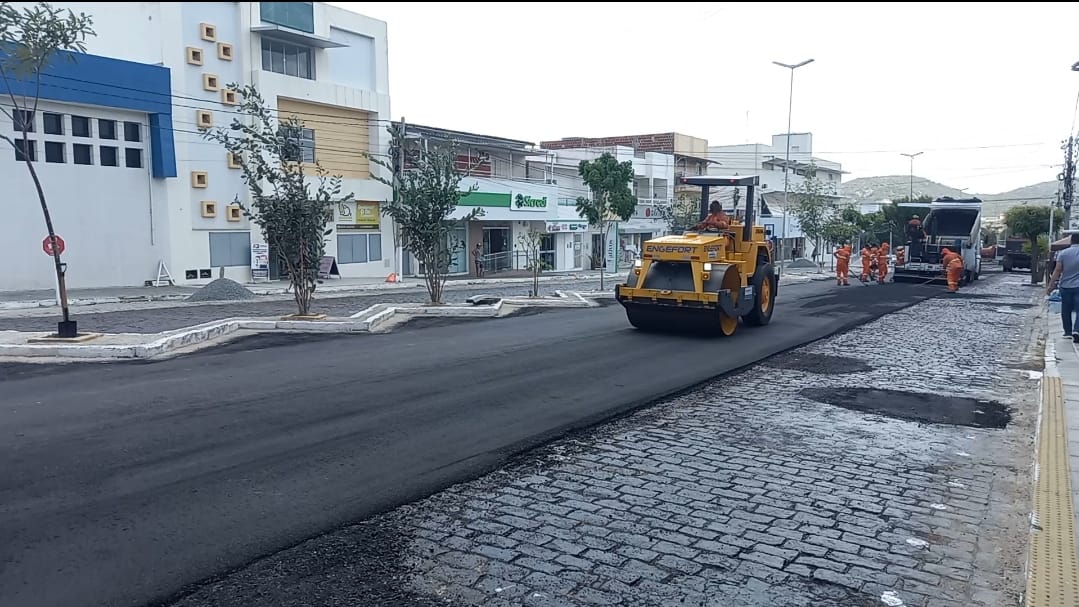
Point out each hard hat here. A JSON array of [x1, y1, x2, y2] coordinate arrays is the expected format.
[[911, 214, 920, 219]]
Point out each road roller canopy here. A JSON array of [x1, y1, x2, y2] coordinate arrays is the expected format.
[[679, 175, 760, 187]]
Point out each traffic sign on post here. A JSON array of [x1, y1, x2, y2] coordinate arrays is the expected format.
[[42, 235, 65, 256]]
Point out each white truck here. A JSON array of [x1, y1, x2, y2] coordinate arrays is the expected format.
[[893, 197, 983, 284]]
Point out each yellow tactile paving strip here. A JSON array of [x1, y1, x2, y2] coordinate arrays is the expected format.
[[1027, 375, 1079, 606]]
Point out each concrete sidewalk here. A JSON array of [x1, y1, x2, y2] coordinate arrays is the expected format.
[[1032, 305, 1079, 606]]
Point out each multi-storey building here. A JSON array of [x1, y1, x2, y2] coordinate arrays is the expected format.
[[527, 146, 675, 272], [708, 133, 847, 261], [394, 122, 560, 277], [2, 1, 393, 291]]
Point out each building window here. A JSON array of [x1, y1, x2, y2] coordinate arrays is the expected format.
[[261, 38, 314, 80], [260, 2, 314, 34], [337, 233, 382, 264], [43, 112, 63, 135], [44, 141, 64, 163], [99, 119, 116, 140], [73, 143, 93, 165], [100, 146, 118, 166], [72, 115, 91, 137], [125, 148, 142, 169], [123, 121, 141, 142], [14, 139, 35, 162], [12, 110, 34, 133], [283, 126, 315, 163], [209, 232, 252, 267]]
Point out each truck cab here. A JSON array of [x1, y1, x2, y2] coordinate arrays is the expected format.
[[894, 197, 982, 284]]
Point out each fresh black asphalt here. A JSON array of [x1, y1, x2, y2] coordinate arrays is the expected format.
[[0, 278, 950, 607]]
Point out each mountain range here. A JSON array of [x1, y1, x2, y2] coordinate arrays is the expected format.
[[841, 175, 1058, 218]]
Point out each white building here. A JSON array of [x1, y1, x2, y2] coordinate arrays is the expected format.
[[396, 123, 569, 277], [708, 133, 847, 262], [527, 146, 675, 272], [1, 1, 393, 291]]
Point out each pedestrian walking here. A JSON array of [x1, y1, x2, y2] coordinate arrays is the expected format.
[[473, 243, 485, 278], [1047, 230, 1079, 340]]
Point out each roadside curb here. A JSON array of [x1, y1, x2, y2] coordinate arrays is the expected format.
[[1024, 334, 1079, 606], [0, 290, 613, 363]]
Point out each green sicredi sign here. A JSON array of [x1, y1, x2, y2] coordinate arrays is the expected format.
[[514, 194, 548, 210]]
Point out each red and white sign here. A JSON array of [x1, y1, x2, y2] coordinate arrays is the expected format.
[[42, 235, 65, 256]]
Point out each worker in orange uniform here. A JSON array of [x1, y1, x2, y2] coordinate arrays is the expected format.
[[834, 244, 851, 286], [869, 246, 880, 281], [693, 201, 729, 231], [940, 249, 966, 291], [896, 246, 905, 267], [860, 246, 873, 283], [877, 242, 890, 284]]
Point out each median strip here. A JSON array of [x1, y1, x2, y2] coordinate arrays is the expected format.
[[0, 290, 614, 362]]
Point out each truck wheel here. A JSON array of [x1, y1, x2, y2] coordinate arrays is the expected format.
[[744, 263, 777, 327]]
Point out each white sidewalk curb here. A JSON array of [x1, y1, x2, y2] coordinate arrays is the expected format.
[[0, 290, 610, 362]]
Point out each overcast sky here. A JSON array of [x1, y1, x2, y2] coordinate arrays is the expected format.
[[336, 1, 1079, 195]]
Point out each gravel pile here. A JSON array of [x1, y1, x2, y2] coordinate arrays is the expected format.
[[788, 257, 818, 269], [185, 278, 257, 302]]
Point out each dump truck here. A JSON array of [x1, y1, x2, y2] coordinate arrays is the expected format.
[[614, 175, 776, 336], [892, 197, 982, 284], [1000, 238, 1032, 272]]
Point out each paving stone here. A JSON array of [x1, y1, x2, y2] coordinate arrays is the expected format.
[[311, 277, 1040, 607]]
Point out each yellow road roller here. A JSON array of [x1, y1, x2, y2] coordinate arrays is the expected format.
[[614, 175, 776, 336]]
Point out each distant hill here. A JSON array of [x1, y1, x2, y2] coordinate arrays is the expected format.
[[842, 176, 1059, 218]]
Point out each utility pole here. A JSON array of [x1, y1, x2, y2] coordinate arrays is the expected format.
[[900, 151, 923, 202], [772, 58, 815, 274], [1061, 136, 1076, 230]]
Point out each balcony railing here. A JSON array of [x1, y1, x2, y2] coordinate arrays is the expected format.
[[558, 197, 578, 207]]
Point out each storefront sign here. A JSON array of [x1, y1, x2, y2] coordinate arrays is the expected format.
[[545, 221, 589, 233], [459, 191, 511, 207], [336, 201, 380, 230], [512, 193, 549, 211], [251, 243, 269, 281]]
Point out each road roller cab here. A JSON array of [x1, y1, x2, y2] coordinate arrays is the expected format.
[[614, 175, 777, 336]]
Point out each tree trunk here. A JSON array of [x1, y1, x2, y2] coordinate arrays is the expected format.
[[24, 151, 72, 329]]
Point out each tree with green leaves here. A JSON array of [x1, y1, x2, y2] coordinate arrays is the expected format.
[[375, 128, 478, 304], [657, 192, 700, 234], [576, 153, 637, 290], [0, 2, 94, 336], [516, 227, 549, 298], [1004, 205, 1054, 284], [204, 85, 351, 316], [790, 162, 833, 262]]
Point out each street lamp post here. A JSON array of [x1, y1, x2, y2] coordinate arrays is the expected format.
[[773, 58, 814, 275], [900, 151, 923, 203]]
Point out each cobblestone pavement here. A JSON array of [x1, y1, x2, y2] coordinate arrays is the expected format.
[[171, 276, 1043, 607], [0, 279, 605, 334]]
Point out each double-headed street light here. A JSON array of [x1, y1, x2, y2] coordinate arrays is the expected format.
[[773, 58, 814, 275], [900, 151, 924, 203]]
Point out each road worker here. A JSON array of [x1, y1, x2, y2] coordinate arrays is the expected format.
[[896, 246, 906, 267], [693, 201, 729, 232], [869, 246, 880, 281], [835, 244, 851, 286], [945, 252, 964, 293], [907, 215, 926, 258], [877, 242, 890, 284], [860, 246, 873, 282]]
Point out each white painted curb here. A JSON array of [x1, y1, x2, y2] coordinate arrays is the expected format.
[[0, 290, 607, 362]]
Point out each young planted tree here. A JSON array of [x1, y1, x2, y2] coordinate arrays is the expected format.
[[376, 129, 478, 304], [516, 227, 549, 297], [204, 85, 350, 316], [1004, 205, 1054, 285], [0, 2, 94, 336], [576, 153, 637, 290], [657, 192, 701, 234], [790, 162, 833, 263]]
